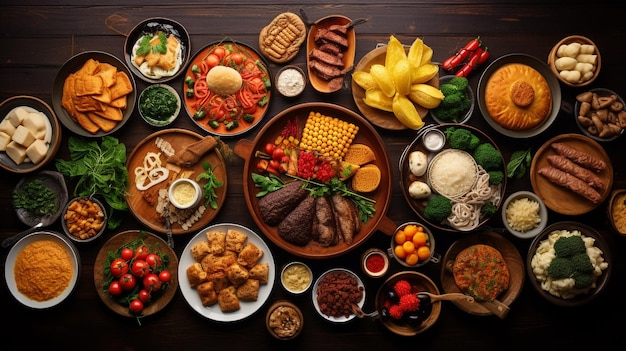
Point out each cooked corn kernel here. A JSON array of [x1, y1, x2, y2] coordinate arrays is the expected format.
[[299, 111, 359, 158]]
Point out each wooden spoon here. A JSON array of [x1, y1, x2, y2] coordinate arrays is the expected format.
[[417, 292, 474, 303]]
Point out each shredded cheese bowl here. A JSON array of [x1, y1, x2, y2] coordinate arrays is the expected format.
[[4, 231, 80, 309], [502, 191, 547, 239]]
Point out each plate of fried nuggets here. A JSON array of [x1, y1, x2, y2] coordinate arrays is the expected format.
[[52, 51, 136, 137], [179, 223, 275, 322]]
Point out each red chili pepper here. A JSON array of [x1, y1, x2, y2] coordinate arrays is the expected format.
[[477, 47, 490, 65], [455, 46, 483, 77], [441, 37, 481, 71]]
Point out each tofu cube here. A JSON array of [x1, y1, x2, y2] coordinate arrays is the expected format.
[[5, 140, 27, 165], [26, 139, 48, 164], [0, 119, 16, 137], [11, 125, 36, 147], [0, 132, 10, 151], [6, 106, 30, 127]]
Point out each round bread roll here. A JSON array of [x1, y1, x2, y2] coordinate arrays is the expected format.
[[485, 63, 552, 131], [206, 66, 243, 96]]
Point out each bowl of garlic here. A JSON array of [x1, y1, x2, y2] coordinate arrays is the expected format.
[[548, 35, 600, 88]]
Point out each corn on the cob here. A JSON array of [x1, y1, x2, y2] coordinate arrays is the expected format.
[[299, 111, 359, 159]]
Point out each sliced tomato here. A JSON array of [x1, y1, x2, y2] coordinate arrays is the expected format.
[[194, 79, 209, 99]]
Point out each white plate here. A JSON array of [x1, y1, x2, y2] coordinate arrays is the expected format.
[[5, 231, 80, 309], [312, 268, 365, 323], [178, 223, 275, 322]]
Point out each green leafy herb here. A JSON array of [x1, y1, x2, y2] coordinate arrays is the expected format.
[[135, 35, 153, 56], [251, 173, 285, 197], [55, 136, 129, 229], [506, 148, 532, 179], [12, 179, 58, 217], [196, 161, 224, 209], [135, 32, 168, 56]]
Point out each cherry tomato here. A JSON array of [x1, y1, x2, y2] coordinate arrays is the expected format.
[[131, 260, 149, 278], [108, 281, 123, 296], [272, 147, 285, 160], [264, 142, 276, 155], [229, 52, 244, 65], [269, 159, 280, 171], [145, 253, 161, 271], [138, 289, 151, 302], [119, 273, 136, 291], [129, 299, 144, 314], [213, 46, 226, 60], [134, 245, 149, 261], [110, 258, 128, 277], [121, 247, 133, 261], [205, 54, 220, 68], [143, 273, 162, 292], [159, 270, 172, 283]]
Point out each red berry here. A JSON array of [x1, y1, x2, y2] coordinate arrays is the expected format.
[[393, 279, 412, 297], [389, 304, 404, 319], [399, 293, 420, 312]]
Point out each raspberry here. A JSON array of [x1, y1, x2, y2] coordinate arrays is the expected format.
[[399, 293, 420, 312], [388, 304, 404, 319], [393, 279, 412, 297]]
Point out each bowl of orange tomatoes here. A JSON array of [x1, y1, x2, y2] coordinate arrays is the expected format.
[[390, 222, 437, 268]]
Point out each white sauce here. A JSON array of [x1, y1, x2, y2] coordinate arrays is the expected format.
[[277, 68, 305, 97], [423, 130, 444, 151]]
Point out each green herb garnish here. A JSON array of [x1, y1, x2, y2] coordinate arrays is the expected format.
[[251, 172, 285, 197], [197, 161, 224, 209], [506, 148, 532, 179], [55, 136, 129, 229], [135, 32, 168, 56], [12, 178, 57, 217]]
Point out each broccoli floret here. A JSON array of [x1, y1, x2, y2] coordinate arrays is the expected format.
[[481, 201, 497, 217], [553, 235, 586, 258], [423, 195, 452, 223], [445, 127, 472, 150], [571, 252, 594, 273], [440, 92, 464, 108], [488, 170, 504, 185], [472, 143, 502, 170], [547, 257, 574, 279], [449, 76, 469, 91], [433, 105, 465, 122], [468, 134, 480, 150], [573, 271, 594, 289], [440, 84, 461, 97]]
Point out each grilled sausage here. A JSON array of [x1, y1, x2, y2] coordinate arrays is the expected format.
[[547, 154, 604, 189], [550, 142, 606, 171], [538, 166, 602, 203]]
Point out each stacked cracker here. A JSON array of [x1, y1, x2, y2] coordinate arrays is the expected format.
[[61, 58, 133, 134], [259, 12, 306, 64], [186, 229, 269, 312]]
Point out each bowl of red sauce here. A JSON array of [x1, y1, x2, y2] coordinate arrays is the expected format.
[[361, 248, 389, 278]]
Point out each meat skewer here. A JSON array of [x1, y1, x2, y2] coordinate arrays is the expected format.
[[547, 154, 604, 189], [550, 142, 607, 171], [538, 166, 602, 203]]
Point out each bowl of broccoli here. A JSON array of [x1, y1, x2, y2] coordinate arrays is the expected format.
[[527, 221, 612, 306], [430, 75, 474, 124]]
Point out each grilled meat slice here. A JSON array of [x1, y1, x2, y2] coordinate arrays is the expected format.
[[328, 23, 349, 37], [309, 48, 344, 67], [309, 60, 345, 80], [278, 196, 315, 246], [312, 196, 338, 247], [258, 181, 308, 226], [330, 194, 360, 245], [314, 28, 349, 50], [319, 43, 344, 57]]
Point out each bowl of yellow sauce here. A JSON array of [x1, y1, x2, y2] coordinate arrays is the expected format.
[[168, 178, 202, 209]]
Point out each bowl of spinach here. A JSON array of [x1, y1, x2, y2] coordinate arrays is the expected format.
[[138, 84, 181, 127]]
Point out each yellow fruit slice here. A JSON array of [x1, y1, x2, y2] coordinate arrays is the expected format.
[[408, 83, 444, 109], [392, 58, 411, 96], [411, 63, 439, 84], [407, 37, 424, 69], [421, 43, 434, 64], [392, 93, 424, 130], [363, 88, 393, 112], [352, 71, 378, 91], [369, 64, 396, 97], [385, 35, 407, 69]]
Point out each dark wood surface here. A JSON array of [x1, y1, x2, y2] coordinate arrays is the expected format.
[[2, 2, 625, 350]]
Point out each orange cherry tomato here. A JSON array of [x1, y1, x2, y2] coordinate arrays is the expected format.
[[212, 46, 226, 60], [205, 54, 220, 68]]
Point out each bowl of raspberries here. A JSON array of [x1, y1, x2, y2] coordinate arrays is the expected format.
[[374, 271, 442, 336]]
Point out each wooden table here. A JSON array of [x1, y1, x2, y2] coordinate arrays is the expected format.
[[1, 1, 625, 350]]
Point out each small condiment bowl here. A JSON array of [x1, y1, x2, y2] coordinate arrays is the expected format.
[[548, 35, 601, 88], [421, 127, 446, 152], [431, 75, 474, 124], [361, 248, 389, 278], [266, 300, 304, 340], [168, 178, 202, 210], [389, 222, 437, 268], [502, 191, 548, 239], [275, 65, 307, 98], [138, 84, 181, 127], [607, 189, 626, 235], [280, 261, 313, 295], [61, 196, 107, 243]]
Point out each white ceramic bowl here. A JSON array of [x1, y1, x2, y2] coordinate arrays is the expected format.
[[502, 191, 548, 239], [168, 178, 202, 209], [275, 65, 307, 98], [312, 268, 365, 323]]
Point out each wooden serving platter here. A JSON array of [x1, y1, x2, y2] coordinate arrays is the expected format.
[[125, 129, 227, 235]]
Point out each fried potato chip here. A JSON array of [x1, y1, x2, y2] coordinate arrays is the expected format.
[[93, 106, 123, 121], [74, 111, 100, 134], [96, 62, 118, 87], [87, 112, 117, 132]]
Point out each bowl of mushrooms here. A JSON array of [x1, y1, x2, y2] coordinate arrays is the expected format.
[[574, 88, 625, 142]]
